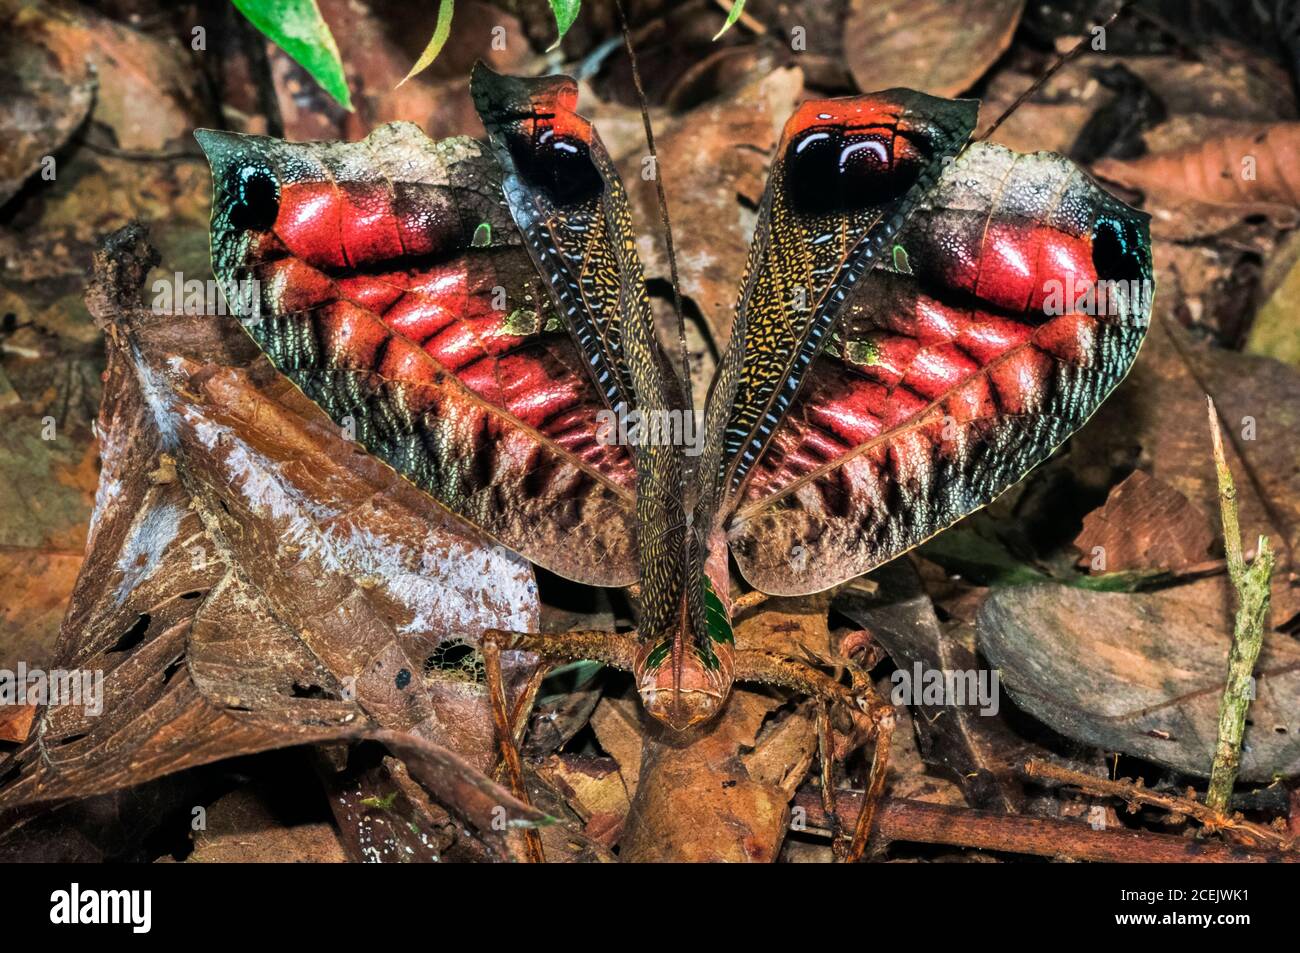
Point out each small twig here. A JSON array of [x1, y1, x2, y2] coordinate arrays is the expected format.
[[977, 0, 1137, 142], [1205, 396, 1276, 813], [795, 789, 1298, 863], [613, 0, 692, 408], [1024, 759, 1292, 852]]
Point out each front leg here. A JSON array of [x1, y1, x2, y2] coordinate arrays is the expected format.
[[734, 646, 895, 862], [478, 627, 641, 863], [482, 628, 641, 671]]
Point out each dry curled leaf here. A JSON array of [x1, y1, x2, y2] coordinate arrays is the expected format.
[[0, 226, 560, 862], [1094, 122, 1300, 238]]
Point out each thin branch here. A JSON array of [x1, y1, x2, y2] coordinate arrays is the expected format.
[[795, 789, 1298, 863], [1205, 396, 1276, 812], [1024, 758, 1292, 852], [977, 0, 1137, 142]]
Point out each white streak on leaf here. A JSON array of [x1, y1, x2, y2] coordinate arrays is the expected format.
[[113, 500, 184, 606]]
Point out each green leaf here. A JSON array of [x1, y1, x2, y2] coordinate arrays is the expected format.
[[400, 0, 455, 85], [920, 527, 1046, 587], [547, 0, 582, 51], [231, 0, 353, 111], [712, 0, 748, 40]]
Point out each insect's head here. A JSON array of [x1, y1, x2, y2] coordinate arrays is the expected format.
[[632, 550, 736, 732], [632, 633, 733, 732]]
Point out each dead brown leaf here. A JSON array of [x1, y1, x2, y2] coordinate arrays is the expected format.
[[0, 225, 561, 862], [1094, 122, 1300, 239], [978, 578, 1300, 781], [844, 0, 1025, 97], [1074, 469, 1216, 573]]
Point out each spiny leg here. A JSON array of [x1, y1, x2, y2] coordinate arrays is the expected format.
[[481, 637, 545, 863], [483, 629, 640, 671], [734, 646, 895, 862], [480, 628, 641, 863], [844, 677, 895, 864], [815, 701, 845, 861]]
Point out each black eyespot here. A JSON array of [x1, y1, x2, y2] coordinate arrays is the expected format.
[[1091, 217, 1145, 284], [228, 164, 279, 232], [506, 125, 603, 206], [784, 127, 919, 215]]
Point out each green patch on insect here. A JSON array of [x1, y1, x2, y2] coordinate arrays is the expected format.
[[471, 221, 492, 247], [703, 576, 733, 646], [503, 308, 541, 336], [643, 639, 672, 671], [891, 243, 913, 275], [360, 791, 399, 812], [844, 339, 881, 367]]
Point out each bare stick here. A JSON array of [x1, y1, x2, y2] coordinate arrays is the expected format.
[[1024, 758, 1292, 851], [1205, 396, 1276, 813], [977, 0, 1137, 143], [795, 790, 1297, 863]]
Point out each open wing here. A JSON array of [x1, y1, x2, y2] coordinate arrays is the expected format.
[[197, 122, 637, 587], [469, 65, 711, 674], [696, 91, 978, 530], [724, 139, 1153, 594]]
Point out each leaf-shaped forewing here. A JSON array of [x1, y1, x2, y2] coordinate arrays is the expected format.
[[698, 91, 978, 524], [197, 122, 636, 587], [729, 143, 1153, 595], [471, 66, 715, 689]]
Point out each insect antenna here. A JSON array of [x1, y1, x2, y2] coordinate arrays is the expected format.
[[977, 0, 1139, 142], [614, 0, 693, 413]]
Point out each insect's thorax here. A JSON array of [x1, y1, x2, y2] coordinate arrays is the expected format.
[[632, 503, 735, 731]]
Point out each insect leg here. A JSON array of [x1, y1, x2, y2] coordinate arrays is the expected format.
[[481, 637, 545, 863]]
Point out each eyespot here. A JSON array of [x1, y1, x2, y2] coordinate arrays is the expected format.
[[1091, 217, 1145, 284], [784, 127, 919, 215], [506, 124, 603, 206], [227, 164, 279, 232]]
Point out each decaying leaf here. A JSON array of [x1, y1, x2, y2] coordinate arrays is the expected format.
[[837, 561, 1027, 811], [628, 66, 803, 345], [0, 225, 568, 861], [844, 0, 1025, 97], [1073, 469, 1216, 573], [1094, 122, 1300, 239], [1075, 314, 1300, 626], [0, 26, 93, 206], [168, 785, 348, 864], [977, 579, 1300, 781], [13, 1, 205, 152]]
